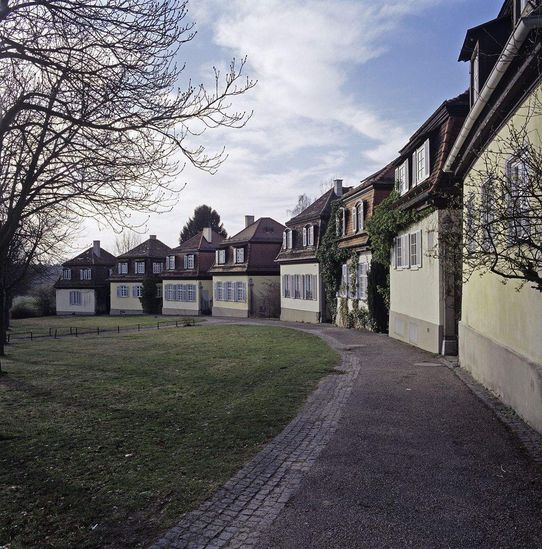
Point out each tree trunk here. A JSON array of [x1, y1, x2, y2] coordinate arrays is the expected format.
[[0, 284, 7, 357]]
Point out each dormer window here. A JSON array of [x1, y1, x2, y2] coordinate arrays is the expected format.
[[303, 225, 314, 247], [234, 248, 245, 263], [216, 249, 226, 264], [283, 229, 293, 250], [153, 262, 163, 274], [80, 268, 92, 280], [395, 159, 409, 195], [62, 268, 71, 280], [471, 46, 480, 105], [412, 140, 430, 186], [135, 260, 145, 274], [184, 254, 195, 269], [118, 262, 128, 275], [166, 255, 175, 270], [352, 202, 364, 233]]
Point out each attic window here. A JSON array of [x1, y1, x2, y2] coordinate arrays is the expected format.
[[118, 262, 128, 275], [352, 202, 364, 233], [283, 229, 293, 249], [395, 160, 409, 195], [472, 46, 480, 104], [135, 261, 145, 274], [184, 254, 195, 269], [235, 248, 245, 263], [412, 140, 430, 186], [216, 249, 226, 264], [80, 268, 92, 280], [166, 255, 175, 270], [62, 268, 71, 280]]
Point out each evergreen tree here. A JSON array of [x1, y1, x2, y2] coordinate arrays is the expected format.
[[179, 205, 228, 243]]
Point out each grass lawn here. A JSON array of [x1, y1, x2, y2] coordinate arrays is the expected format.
[[0, 325, 338, 548], [9, 315, 201, 339]]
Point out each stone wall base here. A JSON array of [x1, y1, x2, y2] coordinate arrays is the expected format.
[[389, 310, 443, 354], [162, 308, 200, 316], [212, 306, 249, 318], [280, 308, 320, 324], [459, 322, 542, 434]]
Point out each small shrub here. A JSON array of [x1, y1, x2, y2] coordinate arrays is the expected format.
[[33, 286, 56, 316], [11, 298, 40, 319]]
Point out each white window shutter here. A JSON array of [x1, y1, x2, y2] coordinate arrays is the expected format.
[[360, 202, 365, 230], [303, 228, 307, 247], [417, 230, 423, 267], [342, 209, 347, 235], [424, 139, 430, 179], [412, 153, 417, 186], [404, 234, 410, 268], [352, 207, 357, 233], [403, 161, 409, 194]]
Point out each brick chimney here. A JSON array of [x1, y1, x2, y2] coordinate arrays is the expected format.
[[245, 215, 255, 228], [203, 227, 212, 242], [93, 240, 101, 257], [334, 179, 343, 197], [149, 234, 156, 240]]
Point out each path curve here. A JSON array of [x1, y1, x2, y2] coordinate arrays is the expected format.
[[150, 321, 361, 549]]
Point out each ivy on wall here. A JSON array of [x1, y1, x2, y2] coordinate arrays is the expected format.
[[316, 201, 350, 322]]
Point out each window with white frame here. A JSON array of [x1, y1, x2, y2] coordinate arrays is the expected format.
[[303, 274, 313, 300], [395, 159, 409, 195], [465, 193, 477, 254], [62, 268, 72, 280], [153, 262, 163, 274], [135, 261, 145, 274], [286, 229, 293, 249], [215, 281, 224, 301], [302, 227, 307, 247], [506, 157, 530, 241], [394, 234, 410, 269], [69, 290, 82, 305], [216, 249, 226, 264], [166, 255, 175, 270], [118, 262, 128, 275], [117, 285, 129, 298], [412, 140, 430, 186], [282, 275, 291, 298], [235, 248, 245, 263], [80, 268, 92, 280], [307, 225, 315, 246], [409, 231, 422, 268], [186, 284, 196, 302], [352, 202, 364, 232], [132, 285, 143, 298], [184, 254, 195, 269], [340, 263, 348, 297], [357, 263, 368, 300], [481, 179, 495, 251], [226, 281, 234, 301], [235, 282, 246, 302], [472, 47, 480, 104]]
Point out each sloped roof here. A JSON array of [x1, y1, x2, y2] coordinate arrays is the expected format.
[[223, 217, 285, 245], [117, 237, 171, 259], [173, 230, 225, 252], [63, 246, 116, 267], [343, 162, 397, 199], [286, 187, 352, 226]]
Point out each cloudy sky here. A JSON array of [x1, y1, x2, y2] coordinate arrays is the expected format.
[[81, 0, 496, 255]]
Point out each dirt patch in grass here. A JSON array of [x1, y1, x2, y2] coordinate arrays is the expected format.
[[0, 325, 338, 548]]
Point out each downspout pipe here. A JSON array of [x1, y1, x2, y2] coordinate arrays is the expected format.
[[444, 15, 542, 174]]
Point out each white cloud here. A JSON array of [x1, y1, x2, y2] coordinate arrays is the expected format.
[[74, 0, 453, 255]]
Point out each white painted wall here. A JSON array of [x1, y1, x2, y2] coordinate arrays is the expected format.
[[56, 289, 96, 314], [280, 262, 320, 313]]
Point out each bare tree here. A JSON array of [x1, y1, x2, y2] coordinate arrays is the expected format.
[[114, 232, 143, 256], [0, 0, 255, 354], [287, 194, 314, 218], [463, 96, 542, 292]]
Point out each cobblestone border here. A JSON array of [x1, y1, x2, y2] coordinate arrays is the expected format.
[[443, 359, 542, 465], [150, 331, 361, 549]]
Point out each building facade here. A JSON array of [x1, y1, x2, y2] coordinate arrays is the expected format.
[[389, 92, 469, 355], [335, 166, 395, 326], [276, 179, 348, 324], [109, 235, 171, 315], [445, 0, 542, 432], [209, 216, 285, 318], [162, 228, 224, 316], [55, 241, 116, 315]]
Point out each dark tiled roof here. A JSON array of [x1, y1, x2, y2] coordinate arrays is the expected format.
[[222, 217, 285, 245], [343, 162, 397, 199], [287, 187, 353, 225], [173, 230, 224, 252], [118, 237, 171, 259], [63, 247, 116, 267]]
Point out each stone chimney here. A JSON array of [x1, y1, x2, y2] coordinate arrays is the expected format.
[[93, 240, 101, 257], [245, 215, 255, 228], [334, 179, 343, 197], [149, 234, 156, 240], [203, 227, 212, 242]]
